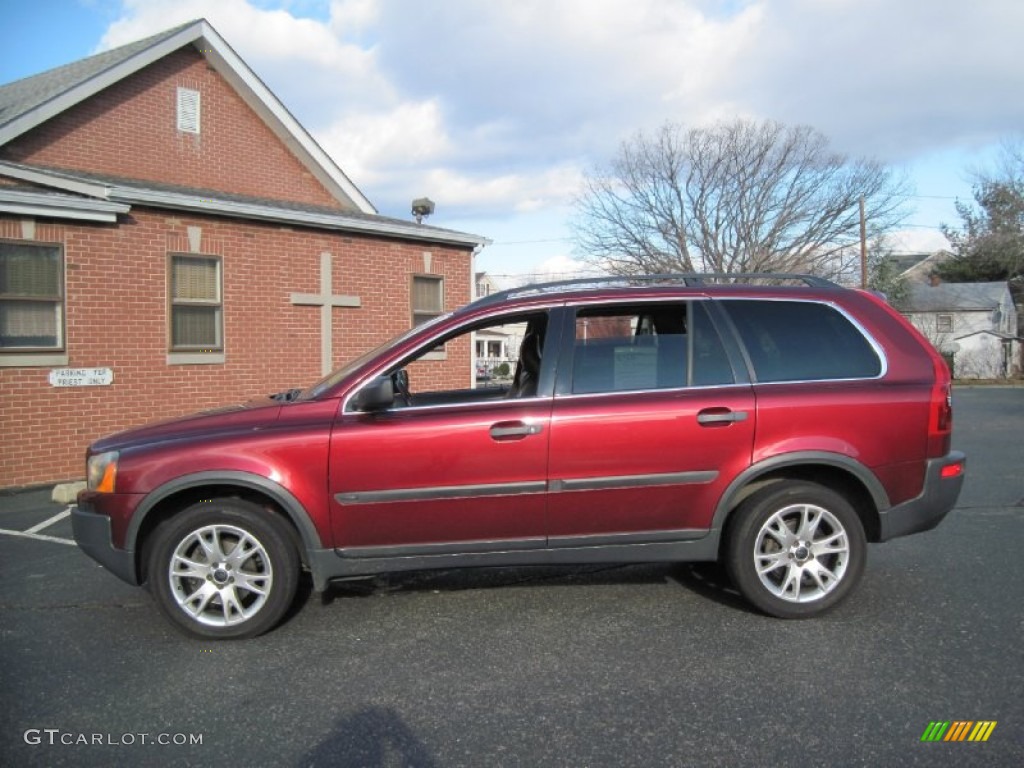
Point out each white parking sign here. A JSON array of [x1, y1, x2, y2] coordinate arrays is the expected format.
[[48, 368, 114, 387]]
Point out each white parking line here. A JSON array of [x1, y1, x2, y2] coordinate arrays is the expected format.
[[0, 528, 75, 546], [24, 506, 73, 534]]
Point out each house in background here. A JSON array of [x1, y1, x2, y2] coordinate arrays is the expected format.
[[475, 271, 501, 299], [471, 272, 525, 382], [901, 280, 1020, 379], [0, 19, 488, 487], [886, 251, 953, 284]]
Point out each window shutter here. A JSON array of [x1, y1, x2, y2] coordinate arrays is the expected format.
[[177, 87, 200, 134], [0, 244, 60, 297], [412, 277, 442, 312], [172, 306, 219, 347]]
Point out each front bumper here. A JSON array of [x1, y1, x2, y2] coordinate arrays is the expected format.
[[72, 505, 139, 586], [878, 450, 966, 541]]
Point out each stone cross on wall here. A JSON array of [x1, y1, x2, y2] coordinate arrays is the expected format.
[[290, 251, 361, 376]]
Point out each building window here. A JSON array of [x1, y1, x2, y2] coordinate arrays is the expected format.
[[936, 314, 953, 333], [169, 254, 222, 351], [0, 241, 64, 351], [177, 87, 200, 134], [412, 275, 444, 327]]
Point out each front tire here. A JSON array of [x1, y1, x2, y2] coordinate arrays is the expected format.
[[148, 498, 300, 639], [725, 481, 866, 618]]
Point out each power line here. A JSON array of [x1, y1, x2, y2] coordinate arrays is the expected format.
[[488, 237, 573, 246]]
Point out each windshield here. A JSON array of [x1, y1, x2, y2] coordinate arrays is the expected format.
[[299, 311, 455, 399]]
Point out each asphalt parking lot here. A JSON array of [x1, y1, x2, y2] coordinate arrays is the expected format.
[[1, 387, 1022, 767]]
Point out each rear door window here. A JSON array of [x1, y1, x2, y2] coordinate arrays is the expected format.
[[722, 300, 882, 382], [569, 302, 734, 394]]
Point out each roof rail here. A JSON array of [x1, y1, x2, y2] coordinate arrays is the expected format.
[[470, 272, 840, 309]]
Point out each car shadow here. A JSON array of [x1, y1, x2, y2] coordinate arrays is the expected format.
[[668, 561, 757, 614], [313, 561, 758, 616]]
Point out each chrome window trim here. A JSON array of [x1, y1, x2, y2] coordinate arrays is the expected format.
[[356, 393, 549, 415], [554, 381, 750, 401]]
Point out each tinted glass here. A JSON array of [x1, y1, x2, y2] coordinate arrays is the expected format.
[[570, 302, 733, 394], [723, 300, 881, 382]]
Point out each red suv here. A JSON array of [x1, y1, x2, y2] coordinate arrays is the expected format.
[[74, 275, 965, 638]]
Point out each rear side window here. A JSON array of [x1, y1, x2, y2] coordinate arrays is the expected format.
[[723, 300, 881, 383]]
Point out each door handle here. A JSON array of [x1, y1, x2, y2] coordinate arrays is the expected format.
[[490, 421, 543, 439], [696, 408, 748, 426]]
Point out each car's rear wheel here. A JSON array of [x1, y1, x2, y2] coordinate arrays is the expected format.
[[725, 481, 866, 618], [148, 498, 299, 639]]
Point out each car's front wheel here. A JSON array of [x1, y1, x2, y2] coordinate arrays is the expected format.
[[148, 499, 300, 639], [725, 481, 866, 618]]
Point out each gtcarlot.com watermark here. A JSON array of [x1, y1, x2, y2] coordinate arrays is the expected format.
[[24, 729, 203, 747]]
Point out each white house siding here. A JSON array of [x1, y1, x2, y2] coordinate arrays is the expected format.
[[902, 282, 1020, 379], [906, 311, 1018, 378]]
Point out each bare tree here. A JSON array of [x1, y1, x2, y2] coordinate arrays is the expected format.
[[571, 118, 909, 276]]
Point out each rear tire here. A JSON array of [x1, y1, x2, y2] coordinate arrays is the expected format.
[[725, 481, 866, 618], [148, 498, 300, 639]]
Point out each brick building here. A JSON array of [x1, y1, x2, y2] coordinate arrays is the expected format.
[[0, 19, 487, 488]]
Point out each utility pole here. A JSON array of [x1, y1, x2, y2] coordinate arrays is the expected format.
[[859, 196, 868, 288]]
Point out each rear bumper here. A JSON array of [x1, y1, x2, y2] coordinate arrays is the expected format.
[[72, 504, 139, 586], [878, 451, 965, 541]]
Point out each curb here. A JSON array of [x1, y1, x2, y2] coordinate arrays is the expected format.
[[52, 481, 86, 504]]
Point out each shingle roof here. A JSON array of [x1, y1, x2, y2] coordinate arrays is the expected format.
[[903, 282, 1009, 312], [0, 160, 489, 247], [0, 21, 196, 131]]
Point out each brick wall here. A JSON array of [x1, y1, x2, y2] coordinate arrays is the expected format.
[[0, 210, 472, 487], [2, 47, 348, 211]]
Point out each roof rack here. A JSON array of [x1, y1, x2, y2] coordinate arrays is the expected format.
[[471, 272, 840, 309]]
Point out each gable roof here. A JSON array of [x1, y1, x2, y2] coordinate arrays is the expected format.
[[903, 282, 1009, 313], [886, 253, 932, 275], [0, 18, 375, 215], [881, 251, 953, 282]]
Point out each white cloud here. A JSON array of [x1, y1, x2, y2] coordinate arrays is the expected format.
[[99, 0, 393, 110], [535, 254, 588, 278], [890, 228, 950, 255], [318, 99, 453, 182], [328, 0, 378, 35]]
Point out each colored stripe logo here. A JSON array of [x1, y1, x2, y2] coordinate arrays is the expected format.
[[921, 721, 997, 742]]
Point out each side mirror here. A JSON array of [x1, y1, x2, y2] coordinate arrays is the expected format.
[[352, 375, 394, 411]]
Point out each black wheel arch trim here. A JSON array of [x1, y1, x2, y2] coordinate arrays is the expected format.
[[711, 451, 890, 532], [126, 471, 323, 557]]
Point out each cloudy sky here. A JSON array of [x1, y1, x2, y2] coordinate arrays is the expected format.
[[4, 0, 1022, 282]]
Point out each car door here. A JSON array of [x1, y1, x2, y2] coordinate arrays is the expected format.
[[546, 300, 755, 542], [327, 312, 558, 554]]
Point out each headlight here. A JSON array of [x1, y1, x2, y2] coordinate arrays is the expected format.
[[87, 451, 119, 493]]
